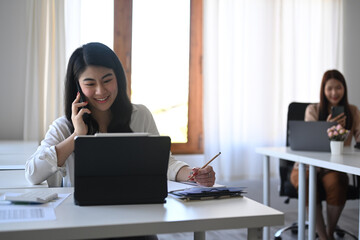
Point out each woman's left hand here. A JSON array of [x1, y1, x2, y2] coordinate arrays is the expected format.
[[191, 166, 216, 187]]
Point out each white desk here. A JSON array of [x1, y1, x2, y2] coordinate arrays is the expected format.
[[256, 146, 360, 240], [0, 140, 38, 170], [0, 186, 283, 240], [0, 141, 46, 189], [0, 140, 38, 154], [0, 170, 47, 189]]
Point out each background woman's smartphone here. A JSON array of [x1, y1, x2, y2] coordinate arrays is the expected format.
[[331, 106, 344, 118]]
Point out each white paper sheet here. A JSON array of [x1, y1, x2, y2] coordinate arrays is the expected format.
[[0, 206, 56, 223], [168, 180, 225, 192], [0, 193, 71, 223]]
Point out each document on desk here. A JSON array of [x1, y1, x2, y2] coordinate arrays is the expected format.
[[168, 181, 226, 193], [0, 193, 71, 223], [168, 180, 225, 192], [168, 181, 196, 192], [0, 206, 56, 223]]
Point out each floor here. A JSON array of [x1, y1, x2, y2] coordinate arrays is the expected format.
[[158, 178, 359, 240]]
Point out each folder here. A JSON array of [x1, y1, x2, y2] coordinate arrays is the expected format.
[[169, 187, 246, 201]]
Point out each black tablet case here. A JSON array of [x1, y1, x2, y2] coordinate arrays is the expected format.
[[74, 136, 170, 206]]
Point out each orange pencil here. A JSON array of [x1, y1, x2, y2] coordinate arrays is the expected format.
[[187, 152, 221, 180]]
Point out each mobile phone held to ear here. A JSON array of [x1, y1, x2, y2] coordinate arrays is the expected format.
[[331, 106, 345, 118], [75, 81, 89, 121]]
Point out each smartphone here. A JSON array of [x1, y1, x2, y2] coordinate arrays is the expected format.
[[331, 106, 344, 118], [75, 81, 89, 121]]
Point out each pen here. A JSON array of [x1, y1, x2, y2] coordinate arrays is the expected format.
[[187, 152, 221, 180]]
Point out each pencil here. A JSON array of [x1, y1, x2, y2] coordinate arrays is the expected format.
[[187, 152, 221, 180]]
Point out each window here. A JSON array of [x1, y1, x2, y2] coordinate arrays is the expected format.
[[114, 0, 203, 154], [131, 0, 190, 144], [65, 0, 114, 63]]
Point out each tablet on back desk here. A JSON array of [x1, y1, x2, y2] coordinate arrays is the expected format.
[[288, 121, 336, 152], [74, 135, 170, 206]]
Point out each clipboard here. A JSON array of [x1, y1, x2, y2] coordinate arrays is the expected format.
[[169, 187, 246, 201]]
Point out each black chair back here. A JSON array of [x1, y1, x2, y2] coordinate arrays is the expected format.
[[279, 102, 310, 198], [285, 102, 311, 146]]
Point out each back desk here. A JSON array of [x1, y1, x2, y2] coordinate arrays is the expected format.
[[256, 146, 360, 240]]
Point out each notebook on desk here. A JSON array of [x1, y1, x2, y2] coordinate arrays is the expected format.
[[74, 134, 171, 206], [288, 121, 336, 152]]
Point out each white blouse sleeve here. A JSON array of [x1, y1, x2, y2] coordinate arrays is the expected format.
[[130, 104, 189, 180], [25, 117, 70, 187], [167, 153, 188, 181]]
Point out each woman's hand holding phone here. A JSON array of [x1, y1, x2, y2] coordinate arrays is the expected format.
[[71, 92, 91, 136], [55, 93, 91, 167], [327, 112, 346, 128]]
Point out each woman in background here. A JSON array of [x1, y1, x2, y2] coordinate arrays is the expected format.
[[291, 69, 360, 240], [25, 42, 215, 190]]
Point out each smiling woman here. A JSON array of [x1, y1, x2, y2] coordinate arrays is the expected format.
[[25, 42, 216, 192], [78, 66, 118, 114], [324, 79, 345, 108], [290, 69, 360, 240], [318, 70, 352, 130]]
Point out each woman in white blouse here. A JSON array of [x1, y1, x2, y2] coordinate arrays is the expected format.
[[25, 42, 215, 188]]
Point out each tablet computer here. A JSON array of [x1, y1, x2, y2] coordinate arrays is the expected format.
[[74, 135, 171, 206]]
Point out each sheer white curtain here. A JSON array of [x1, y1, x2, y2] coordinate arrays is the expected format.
[[23, 0, 65, 141], [203, 0, 343, 181], [23, 0, 113, 141]]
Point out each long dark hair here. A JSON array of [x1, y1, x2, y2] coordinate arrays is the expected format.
[[318, 69, 352, 129], [64, 42, 133, 134]]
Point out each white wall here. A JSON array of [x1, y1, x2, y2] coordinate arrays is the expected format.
[[1, 1, 360, 140], [0, 0, 27, 139], [343, 0, 360, 108]]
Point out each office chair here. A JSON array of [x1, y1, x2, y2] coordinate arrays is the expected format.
[[274, 102, 359, 240]]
